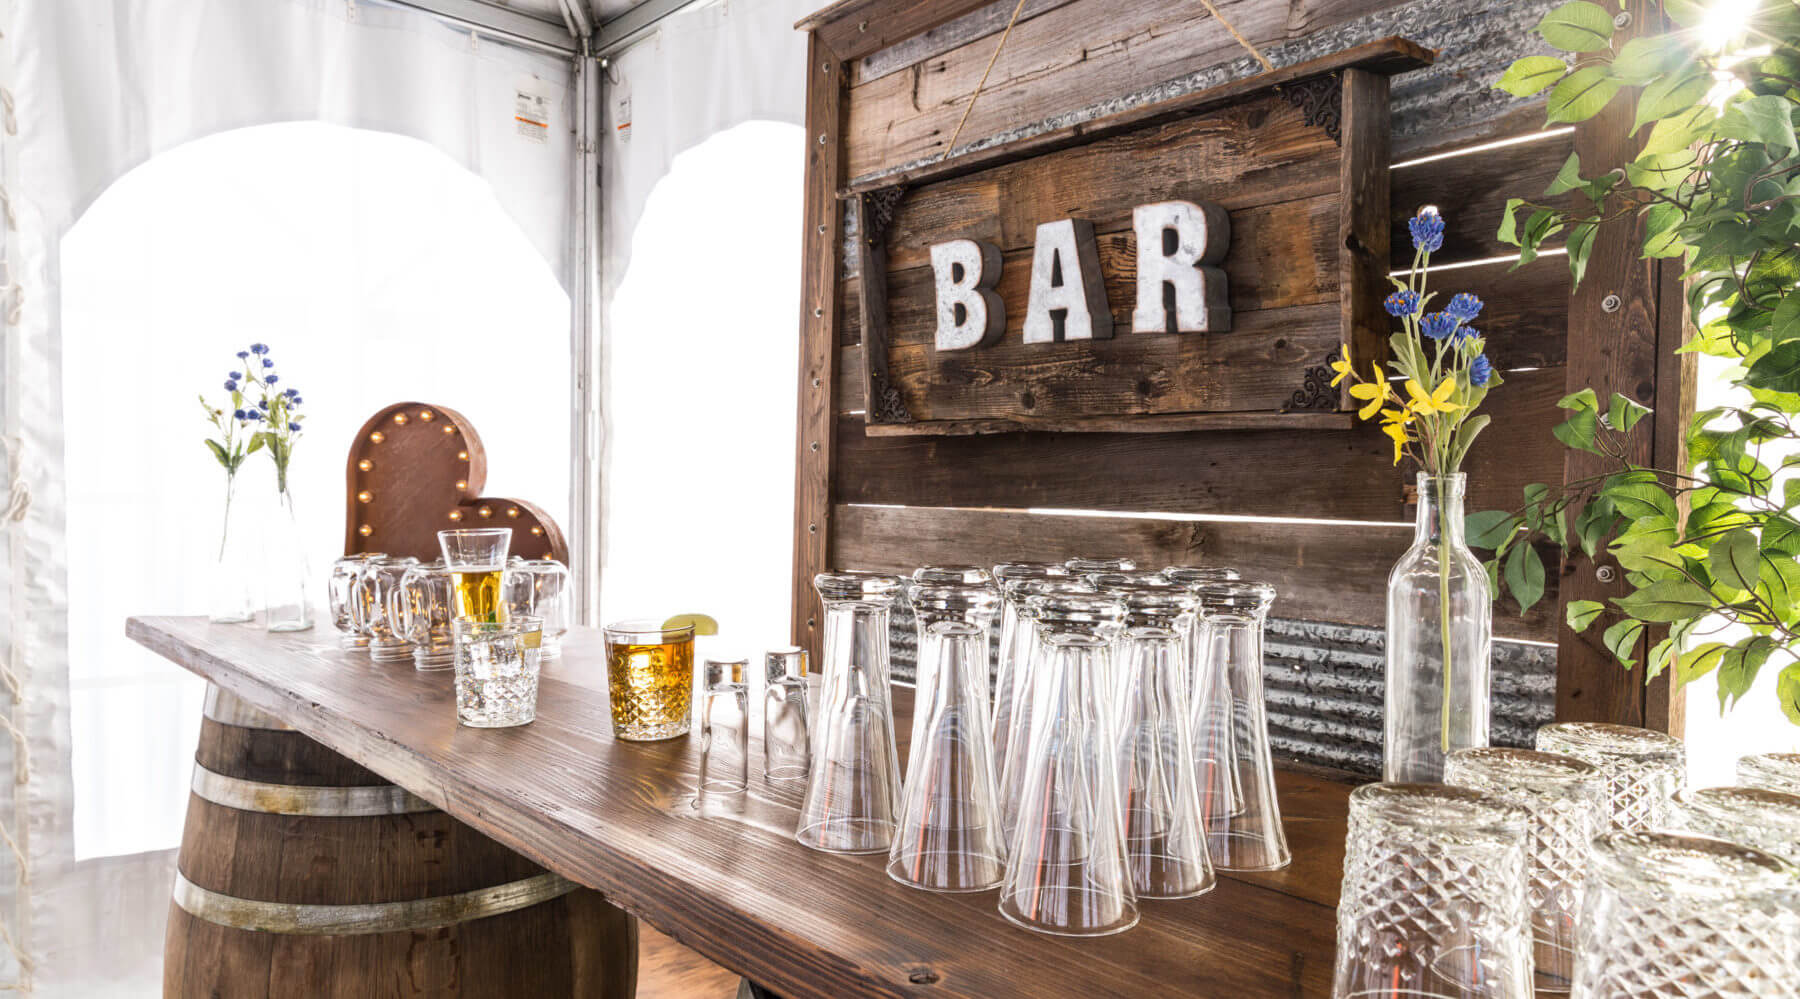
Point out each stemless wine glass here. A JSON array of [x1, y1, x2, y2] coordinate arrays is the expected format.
[[602, 620, 695, 741], [1333, 783, 1534, 999], [391, 559, 455, 670], [1737, 752, 1800, 796], [505, 558, 570, 657], [1672, 785, 1800, 867], [1445, 747, 1603, 993], [1535, 722, 1684, 831], [329, 553, 382, 649], [1572, 832, 1800, 998]]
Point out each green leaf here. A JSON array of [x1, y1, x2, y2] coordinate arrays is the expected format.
[[1745, 341, 1800, 394], [1614, 578, 1716, 622], [1718, 636, 1776, 711], [1574, 499, 1618, 558], [1603, 618, 1645, 669], [1641, 201, 1686, 258], [1497, 198, 1525, 247], [245, 434, 265, 455], [1554, 406, 1602, 454], [1641, 105, 1716, 154], [1611, 36, 1680, 84], [1633, 68, 1713, 134], [1543, 151, 1585, 196], [1497, 56, 1568, 97], [1566, 599, 1606, 632], [1566, 219, 1598, 286], [1505, 543, 1547, 615], [1718, 94, 1800, 153], [1536, 1, 1615, 51], [1611, 526, 1681, 575], [1548, 67, 1623, 124], [1466, 510, 1519, 549], [1605, 480, 1678, 522], [1607, 393, 1651, 433], [1710, 527, 1762, 592], [1559, 388, 1600, 413], [1676, 641, 1728, 688], [1778, 662, 1800, 725]]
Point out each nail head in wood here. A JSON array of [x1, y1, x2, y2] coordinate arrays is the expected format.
[[1601, 294, 1622, 313], [1596, 565, 1617, 583]]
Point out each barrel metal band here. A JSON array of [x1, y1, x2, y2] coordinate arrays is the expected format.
[[203, 684, 294, 731], [191, 765, 436, 817], [171, 871, 576, 935]]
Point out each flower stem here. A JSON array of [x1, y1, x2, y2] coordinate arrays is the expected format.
[[1438, 484, 1454, 756], [218, 472, 235, 561]]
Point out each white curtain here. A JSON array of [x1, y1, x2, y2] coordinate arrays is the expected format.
[[4, 1, 574, 993]]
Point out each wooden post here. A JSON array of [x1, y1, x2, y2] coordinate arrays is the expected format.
[[791, 33, 847, 660]]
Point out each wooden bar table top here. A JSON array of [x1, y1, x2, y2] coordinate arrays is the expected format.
[[129, 617, 1355, 998]]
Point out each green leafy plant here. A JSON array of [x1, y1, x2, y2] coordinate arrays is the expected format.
[[1481, 0, 1800, 724]]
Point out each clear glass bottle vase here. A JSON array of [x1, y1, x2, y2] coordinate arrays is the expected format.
[[1385, 472, 1492, 782], [208, 472, 258, 624], [263, 480, 313, 632]]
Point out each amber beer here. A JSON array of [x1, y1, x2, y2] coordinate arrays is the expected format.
[[602, 621, 696, 741], [451, 567, 508, 624]]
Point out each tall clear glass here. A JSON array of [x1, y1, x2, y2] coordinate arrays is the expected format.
[[990, 563, 1064, 770], [263, 483, 313, 631], [1191, 579, 1288, 870], [797, 572, 904, 854], [437, 527, 513, 623], [905, 577, 998, 762], [209, 471, 258, 624], [1168, 565, 1243, 814], [700, 658, 750, 795], [764, 650, 811, 783], [1385, 472, 1492, 782]]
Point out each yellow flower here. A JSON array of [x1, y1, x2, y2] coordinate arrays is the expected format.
[[1328, 354, 1354, 388], [1348, 383, 1387, 420], [1379, 406, 1412, 426], [1381, 420, 1410, 465], [1404, 376, 1463, 415]]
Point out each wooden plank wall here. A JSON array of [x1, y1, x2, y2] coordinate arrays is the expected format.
[[792, 0, 1686, 734]]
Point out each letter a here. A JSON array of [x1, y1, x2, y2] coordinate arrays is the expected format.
[[1023, 219, 1113, 344]]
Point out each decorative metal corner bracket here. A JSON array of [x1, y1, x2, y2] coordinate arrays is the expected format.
[[861, 186, 907, 247], [1283, 348, 1342, 413], [867, 369, 913, 424], [1276, 73, 1342, 146]]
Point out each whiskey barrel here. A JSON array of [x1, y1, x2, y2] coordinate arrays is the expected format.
[[165, 685, 637, 998]]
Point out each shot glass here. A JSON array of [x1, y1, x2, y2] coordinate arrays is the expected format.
[[1534, 722, 1684, 831], [437, 528, 512, 623], [1332, 783, 1533, 999], [1672, 785, 1800, 867], [764, 649, 811, 783], [602, 620, 695, 741], [1737, 751, 1800, 796], [1445, 747, 1603, 993], [700, 658, 749, 795], [452, 616, 542, 728]]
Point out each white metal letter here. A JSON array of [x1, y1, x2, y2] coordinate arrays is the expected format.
[[930, 239, 1005, 351], [1131, 200, 1231, 334], [1023, 219, 1113, 344]]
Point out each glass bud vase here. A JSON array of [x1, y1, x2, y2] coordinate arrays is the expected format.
[[264, 481, 313, 632], [1385, 473, 1491, 782], [208, 472, 258, 624]]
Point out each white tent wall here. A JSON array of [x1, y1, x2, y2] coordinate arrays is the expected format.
[[3, 0, 575, 992]]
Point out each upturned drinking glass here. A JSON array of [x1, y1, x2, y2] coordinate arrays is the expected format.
[[1385, 473, 1493, 783], [1333, 783, 1533, 999], [1113, 587, 1213, 899], [1191, 580, 1289, 870], [452, 616, 541, 728], [999, 627, 1137, 936], [797, 572, 905, 854], [1064, 555, 1137, 574], [328, 553, 381, 649], [1738, 752, 1800, 796], [504, 558, 570, 657], [905, 574, 999, 754], [1673, 785, 1800, 867], [911, 565, 995, 586], [1445, 747, 1603, 992], [391, 559, 455, 670], [990, 563, 1065, 770], [1166, 565, 1244, 813], [1571, 832, 1800, 998], [437, 527, 512, 623], [602, 620, 695, 741], [889, 608, 1007, 892], [764, 649, 811, 783], [1535, 722, 1684, 831], [353, 555, 418, 664], [699, 658, 749, 795]]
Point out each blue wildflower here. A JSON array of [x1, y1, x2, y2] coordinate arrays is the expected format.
[[266, 374, 279, 385], [229, 371, 241, 380], [236, 350, 249, 359], [262, 357, 274, 368], [250, 343, 269, 355], [293, 396, 304, 405], [1469, 354, 1493, 387], [288, 422, 301, 432], [1445, 293, 1483, 322], [224, 380, 238, 392], [1419, 312, 1460, 340], [1384, 289, 1420, 317], [283, 387, 298, 398], [232, 409, 246, 420], [1454, 325, 1481, 346], [1409, 210, 1445, 253]]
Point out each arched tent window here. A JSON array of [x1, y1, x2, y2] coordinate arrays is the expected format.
[[602, 120, 803, 657], [60, 121, 571, 860]]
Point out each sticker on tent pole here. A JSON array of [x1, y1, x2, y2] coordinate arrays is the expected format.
[[515, 77, 551, 144], [614, 96, 631, 144]]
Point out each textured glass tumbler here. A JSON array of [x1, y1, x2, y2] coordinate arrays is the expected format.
[[1192, 580, 1289, 870], [764, 650, 811, 783], [700, 658, 749, 795], [392, 560, 456, 670], [504, 558, 570, 657], [1445, 747, 1602, 993], [999, 633, 1137, 937], [797, 572, 904, 854], [1738, 752, 1800, 796], [452, 616, 541, 728], [329, 553, 381, 649], [1333, 783, 1533, 999], [1535, 722, 1684, 831], [1673, 785, 1800, 867], [354, 556, 419, 663], [602, 620, 695, 741], [1571, 832, 1800, 998]]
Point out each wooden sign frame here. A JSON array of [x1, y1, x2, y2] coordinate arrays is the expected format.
[[847, 38, 1433, 436]]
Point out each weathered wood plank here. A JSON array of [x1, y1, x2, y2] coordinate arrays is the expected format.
[[1391, 127, 1576, 266], [1342, 69, 1393, 411], [830, 504, 1558, 641], [799, 0, 998, 63], [851, 0, 1083, 84]]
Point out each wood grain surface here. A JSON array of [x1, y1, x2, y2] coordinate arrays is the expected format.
[[130, 617, 1355, 999]]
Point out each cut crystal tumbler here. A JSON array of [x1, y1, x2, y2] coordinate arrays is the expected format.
[[1672, 785, 1800, 868], [1738, 752, 1800, 797], [452, 616, 541, 728], [1534, 722, 1684, 831], [1191, 580, 1289, 870]]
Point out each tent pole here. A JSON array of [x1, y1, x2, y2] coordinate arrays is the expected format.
[[571, 37, 604, 627]]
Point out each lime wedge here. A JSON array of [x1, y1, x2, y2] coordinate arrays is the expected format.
[[662, 613, 719, 636]]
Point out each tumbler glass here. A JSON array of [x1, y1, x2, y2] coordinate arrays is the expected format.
[[1113, 587, 1213, 899], [904, 578, 999, 764], [437, 527, 512, 623], [504, 558, 570, 657], [452, 616, 541, 728], [1534, 722, 1684, 831], [797, 571, 905, 854], [998, 627, 1137, 936], [990, 563, 1065, 769], [1738, 752, 1800, 796], [1064, 556, 1137, 574], [392, 559, 456, 670], [329, 553, 381, 649], [354, 555, 419, 664], [764, 650, 811, 783], [1445, 747, 1603, 992], [889, 607, 1006, 892], [1672, 785, 1800, 867], [1162, 565, 1241, 585], [602, 620, 695, 741], [1191, 580, 1288, 870], [699, 658, 749, 795], [1571, 832, 1800, 998], [911, 565, 995, 586]]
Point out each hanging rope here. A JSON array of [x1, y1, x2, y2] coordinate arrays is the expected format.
[[1195, 0, 1275, 72]]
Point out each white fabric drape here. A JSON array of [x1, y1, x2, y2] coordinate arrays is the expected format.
[[5, 1, 573, 993]]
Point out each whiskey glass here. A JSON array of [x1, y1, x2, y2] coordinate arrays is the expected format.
[[602, 619, 695, 741], [391, 559, 456, 671], [1534, 722, 1684, 831], [453, 616, 541, 728], [505, 558, 570, 657], [437, 528, 512, 623]]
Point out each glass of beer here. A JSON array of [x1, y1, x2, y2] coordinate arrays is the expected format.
[[602, 620, 695, 741], [437, 528, 512, 623]]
